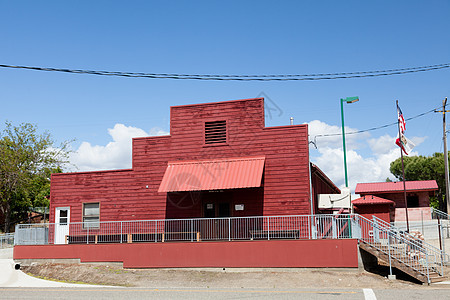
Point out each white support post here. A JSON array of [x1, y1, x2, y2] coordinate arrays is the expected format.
[[191, 219, 194, 242], [388, 231, 393, 276], [155, 220, 158, 243], [332, 217, 337, 239], [228, 218, 231, 242]]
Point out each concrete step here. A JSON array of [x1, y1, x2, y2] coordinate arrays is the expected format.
[[430, 276, 447, 283]]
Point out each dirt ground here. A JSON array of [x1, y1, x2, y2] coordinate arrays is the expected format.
[[21, 263, 442, 289]]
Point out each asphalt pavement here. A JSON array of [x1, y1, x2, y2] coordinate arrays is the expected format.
[[0, 248, 108, 288], [2, 248, 450, 299]]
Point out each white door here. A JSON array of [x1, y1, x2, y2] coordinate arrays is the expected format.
[[55, 207, 70, 244]]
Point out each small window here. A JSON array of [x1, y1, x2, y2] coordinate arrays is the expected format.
[[83, 202, 100, 229], [59, 210, 68, 225], [205, 120, 226, 144]]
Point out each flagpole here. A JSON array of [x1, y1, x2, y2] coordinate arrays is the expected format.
[[397, 100, 410, 232]]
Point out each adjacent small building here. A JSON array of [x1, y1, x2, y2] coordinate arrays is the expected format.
[[354, 180, 438, 222]]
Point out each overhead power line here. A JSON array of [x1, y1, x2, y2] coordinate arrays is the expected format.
[[312, 106, 439, 140], [0, 63, 449, 81]]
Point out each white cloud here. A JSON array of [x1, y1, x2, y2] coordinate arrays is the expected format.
[[367, 134, 396, 155], [309, 121, 425, 193], [69, 124, 168, 171], [307, 120, 370, 150]]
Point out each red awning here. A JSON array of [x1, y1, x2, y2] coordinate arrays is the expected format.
[[158, 156, 265, 192]]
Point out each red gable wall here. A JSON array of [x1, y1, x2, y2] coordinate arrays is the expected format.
[[50, 98, 313, 223]]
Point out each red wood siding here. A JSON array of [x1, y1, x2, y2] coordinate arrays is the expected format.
[[50, 98, 326, 222], [354, 204, 391, 223]]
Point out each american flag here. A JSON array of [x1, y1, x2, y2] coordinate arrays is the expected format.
[[397, 104, 406, 133]]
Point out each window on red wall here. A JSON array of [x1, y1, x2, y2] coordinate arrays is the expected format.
[[83, 202, 100, 229]]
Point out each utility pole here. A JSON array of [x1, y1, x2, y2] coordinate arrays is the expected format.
[[435, 97, 450, 213]]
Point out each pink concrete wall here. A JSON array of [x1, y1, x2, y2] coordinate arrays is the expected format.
[[14, 239, 358, 268], [393, 207, 432, 222]]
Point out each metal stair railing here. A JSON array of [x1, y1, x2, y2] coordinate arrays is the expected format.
[[431, 207, 450, 221], [357, 215, 444, 283], [373, 215, 448, 267], [430, 208, 450, 263]]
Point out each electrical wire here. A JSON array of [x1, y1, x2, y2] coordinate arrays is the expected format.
[[0, 63, 449, 81], [312, 106, 440, 141]]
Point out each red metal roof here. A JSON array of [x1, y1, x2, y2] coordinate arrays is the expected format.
[[352, 195, 395, 206], [355, 180, 438, 194], [158, 156, 265, 192]]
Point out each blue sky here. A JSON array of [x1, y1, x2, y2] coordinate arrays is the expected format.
[[1, 1, 449, 191]]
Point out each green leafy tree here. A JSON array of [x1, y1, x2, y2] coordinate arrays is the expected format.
[[390, 153, 446, 210], [0, 122, 70, 232]]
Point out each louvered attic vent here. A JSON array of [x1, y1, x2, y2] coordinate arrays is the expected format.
[[205, 120, 227, 144]]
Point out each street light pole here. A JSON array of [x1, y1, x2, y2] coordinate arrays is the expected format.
[[340, 97, 359, 188]]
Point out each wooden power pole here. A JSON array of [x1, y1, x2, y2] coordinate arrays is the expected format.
[[435, 97, 450, 213]]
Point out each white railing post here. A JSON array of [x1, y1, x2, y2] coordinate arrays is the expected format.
[[267, 216, 270, 240], [308, 215, 311, 239], [372, 216, 379, 243], [155, 220, 157, 242], [312, 215, 317, 239], [191, 219, 194, 242], [332, 216, 337, 239], [228, 217, 231, 241], [87, 224, 89, 244], [120, 222, 123, 243], [439, 221, 446, 262], [388, 230, 393, 277]]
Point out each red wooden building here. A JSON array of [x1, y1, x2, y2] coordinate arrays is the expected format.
[[354, 180, 438, 222], [352, 195, 395, 223], [49, 98, 339, 231]]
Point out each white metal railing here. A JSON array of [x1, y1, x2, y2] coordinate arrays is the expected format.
[[358, 215, 444, 283], [15, 214, 354, 245], [431, 207, 450, 221], [430, 208, 450, 262], [0, 233, 14, 249], [374, 215, 445, 259]]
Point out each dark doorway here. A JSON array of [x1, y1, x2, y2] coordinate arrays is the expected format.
[[218, 202, 230, 218], [201, 191, 232, 240], [407, 195, 419, 208], [202, 190, 232, 218]]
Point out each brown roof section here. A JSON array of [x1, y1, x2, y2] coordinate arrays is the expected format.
[[352, 195, 395, 206], [355, 180, 438, 194]]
